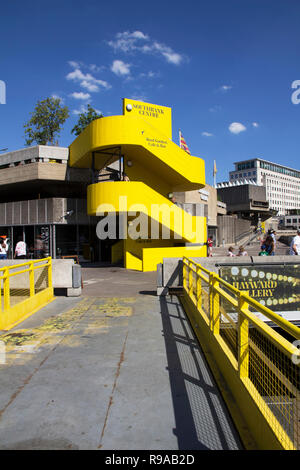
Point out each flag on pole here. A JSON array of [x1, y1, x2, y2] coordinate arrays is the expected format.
[[213, 160, 217, 187], [179, 130, 191, 154], [213, 160, 217, 176]]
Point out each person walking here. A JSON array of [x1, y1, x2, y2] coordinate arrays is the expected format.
[[270, 230, 276, 255], [207, 237, 213, 257], [289, 229, 300, 255], [14, 237, 27, 259]]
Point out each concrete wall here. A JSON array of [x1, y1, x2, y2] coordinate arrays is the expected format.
[[0, 259, 81, 296], [217, 215, 251, 245], [0, 146, 69, 167], [0, 197, 89, 226], [174, 184, 226, 227]]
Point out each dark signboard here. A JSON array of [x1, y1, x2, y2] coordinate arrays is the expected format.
[[219, 264, 300, 312]]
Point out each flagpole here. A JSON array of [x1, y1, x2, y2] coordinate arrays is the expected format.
[[179, 129, 181, 147]]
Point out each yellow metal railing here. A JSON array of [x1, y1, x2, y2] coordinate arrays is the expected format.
[[182, 257, 300, 450], [0, 258, 54, 330]]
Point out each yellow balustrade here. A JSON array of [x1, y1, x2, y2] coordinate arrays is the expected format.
[[182, 257, 300, 450], [0, 258, 54, 330]]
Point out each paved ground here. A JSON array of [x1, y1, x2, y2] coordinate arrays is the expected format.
[[0, 268, 242, 450]]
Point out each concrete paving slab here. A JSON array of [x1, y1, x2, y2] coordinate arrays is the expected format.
[[0, 292, 242, 450]]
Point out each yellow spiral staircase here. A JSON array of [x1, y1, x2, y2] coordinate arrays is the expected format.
[[69, 99, 207, 271]]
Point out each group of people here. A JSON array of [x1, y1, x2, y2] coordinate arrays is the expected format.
[[227, 245, 248, 257], [0, 235, 45, 260]]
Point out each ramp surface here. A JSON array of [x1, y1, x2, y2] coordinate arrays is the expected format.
[[0, 293, 242, 450]]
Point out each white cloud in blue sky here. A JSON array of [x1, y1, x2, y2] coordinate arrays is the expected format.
[[66, 63, 111, 92], [70, 92, 91, 100], [111, 60, 131, 76], [108, 30, 185, 65], [229, 122, 247, 134]]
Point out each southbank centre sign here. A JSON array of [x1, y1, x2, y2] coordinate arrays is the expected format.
[[219, 264, 300, 315]]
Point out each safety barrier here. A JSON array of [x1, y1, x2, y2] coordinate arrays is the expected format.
[[0, 258, 54, 330], [182, 257, 300, 450]]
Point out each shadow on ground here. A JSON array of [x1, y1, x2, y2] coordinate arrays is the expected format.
[[159, 295, 242, 450]]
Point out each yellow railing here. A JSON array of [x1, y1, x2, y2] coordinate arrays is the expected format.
[[0, 258, 54, 330], [182, 257, 300, 450]]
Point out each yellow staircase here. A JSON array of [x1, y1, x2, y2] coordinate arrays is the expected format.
[[69, 99, 207, 271]]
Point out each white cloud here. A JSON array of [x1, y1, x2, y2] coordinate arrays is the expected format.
[[252, 122, 259, 128], [152, 42, 183, 65], [108, 31, 185, 65], [51, 94, 65, 104], [229, 122, 246, 134], [202, 131, 214, 137], [111, 60, 131, 76], [66, 64, 111, 92], [70, 92, 91, 100], [68, 60, 81, 69], [73, 104, 102, 115], [219, 85, 232, 92]]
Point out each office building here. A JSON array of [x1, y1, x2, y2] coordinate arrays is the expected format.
[[229, 158, 300, 215]]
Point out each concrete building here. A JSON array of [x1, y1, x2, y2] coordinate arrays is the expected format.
[[216, 181, 271, 222], [229, 158, 300, 215], [174, 184, 227, 245], [0, 145, 98, 260]]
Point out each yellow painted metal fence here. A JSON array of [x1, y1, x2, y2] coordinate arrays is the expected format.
[[0, 258, 54, 330], [182, 257, 300, 450]]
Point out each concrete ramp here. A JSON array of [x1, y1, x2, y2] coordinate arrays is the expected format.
[[0, 294, 241, 450]]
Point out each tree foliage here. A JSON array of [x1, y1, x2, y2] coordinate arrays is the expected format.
[[24, 97, 69, 146], [71, 104, 103, 136]]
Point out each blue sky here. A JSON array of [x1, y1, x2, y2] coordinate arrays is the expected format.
[[1, 0, 300, 185]]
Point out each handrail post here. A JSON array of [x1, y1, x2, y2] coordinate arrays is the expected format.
[[196, 266, 202, 310], [47, 257, 53, 289], [29, 261, 35, 297], [188, 262, 193, 298], [183, 259, 187, 291], [3, 267, 10, 311], [209, 273, 220, 334], [238, 292, 249, 378]]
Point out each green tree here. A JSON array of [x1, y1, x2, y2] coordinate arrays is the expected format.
[[71, 104, 103, 136], [24, 97, 69, 146]]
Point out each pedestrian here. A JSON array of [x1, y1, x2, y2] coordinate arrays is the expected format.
[[0, 239, 7, 260], [260, 235, 274, 256], [34, 235, 45, 259], [207, 237, 213, 257], [237, 245, 248, 256], [270, 230, 276, 255], [289, 229, 300, 255], [14, 237, 27, 259], [227, 246, 235, 257]]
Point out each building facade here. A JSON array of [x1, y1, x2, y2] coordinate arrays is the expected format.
[[0, 145, 99, 260], [229, 158, 300, 215]]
